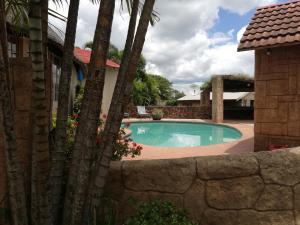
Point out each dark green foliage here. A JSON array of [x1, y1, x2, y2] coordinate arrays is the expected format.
[[132, 75, 159, 106], [125, 200, 195, 225], [132, 74, 181, 106], [165, 99, 177, 106], [148, 74, 172, 100], [166, 90, 185, 106], [200, 73, 253, 91]]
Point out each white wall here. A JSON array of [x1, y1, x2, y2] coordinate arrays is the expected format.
[[101, 67, 119, 118], [52, 65, 119, 119]]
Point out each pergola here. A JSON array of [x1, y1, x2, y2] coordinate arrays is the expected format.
[[201, 75, 254, 123]]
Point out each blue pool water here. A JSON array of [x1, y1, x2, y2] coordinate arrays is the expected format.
[[125, 122, 241, 147]]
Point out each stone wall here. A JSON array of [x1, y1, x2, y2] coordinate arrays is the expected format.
[[127, 106, 212, 119], [105, 148, 300, 225], [255, 45, 300, 151]]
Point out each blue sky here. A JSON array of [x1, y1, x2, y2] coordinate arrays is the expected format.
[[210, 8, 256, 42], [211, 0, 286, 44]]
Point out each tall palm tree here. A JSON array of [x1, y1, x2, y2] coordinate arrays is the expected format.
[[2, 0, 157, 224], [63, 0, 116, 224], [28, 1, 52, 224], [86, 0, 156, 217], [0, 2, 29, 225], [52, 1, 141, 222], [50, 0, 81, 223]]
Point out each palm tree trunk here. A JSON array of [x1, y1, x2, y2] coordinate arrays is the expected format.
[[28, 1, 51, 224], [86, 0, 155, 214], [63, 0, 115, 224], [0, 2, 29, 225], [50, 0, 81, 223], [83, 1, 140, 218]]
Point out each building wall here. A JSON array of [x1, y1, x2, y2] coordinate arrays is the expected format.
[[105, 148, 300, 225], [241, 92, 255, 107], [51, 65, 119, 118], [255, 45, 300, 151], [101, 67, 119, 117], [52, 65, 79, 114]]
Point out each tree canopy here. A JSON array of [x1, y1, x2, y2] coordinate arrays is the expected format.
[[84, 41, 184, 106]]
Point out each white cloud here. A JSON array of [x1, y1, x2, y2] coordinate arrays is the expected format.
[[49, 0, 279, 94]]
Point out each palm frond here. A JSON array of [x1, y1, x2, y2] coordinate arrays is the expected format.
[[121, 0, 159, 26], [51, 0, 67, 8], [90, 0, 100, 4], [5, 0, 29, 25]]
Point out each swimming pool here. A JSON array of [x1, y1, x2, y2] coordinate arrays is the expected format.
[[125, 122, 242, 147]]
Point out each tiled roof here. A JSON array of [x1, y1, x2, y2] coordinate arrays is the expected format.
[[238, 0, 300, 51], [74, 47, 120, 68], [178, 92, 252, 101], [48, 25, 64, 46]]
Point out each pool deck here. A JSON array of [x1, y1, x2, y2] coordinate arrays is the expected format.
[[122, 119, 254, 161]]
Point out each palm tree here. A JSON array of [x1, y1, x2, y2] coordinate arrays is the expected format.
[[0, 1, 28, 225], [52, 1, 140, 222], [28, 1, 52, 224], [63, 0, 116, 224], [2, 0, 157, 224], [50, 0, 82, 223], [85, 0, 156, 217]]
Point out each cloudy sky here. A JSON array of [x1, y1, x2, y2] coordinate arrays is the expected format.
[[49, 0, 286, 94]]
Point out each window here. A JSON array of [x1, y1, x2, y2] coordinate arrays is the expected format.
[[52, 57, 61, 102], [8, 41, 17, 58]]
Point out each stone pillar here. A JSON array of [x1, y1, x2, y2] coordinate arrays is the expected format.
[[212, 76, 223, 123], [200, 89, 210, 107]]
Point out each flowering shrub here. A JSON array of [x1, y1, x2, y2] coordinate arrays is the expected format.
[[111, 129, 142, 161], [53, 86, 141, 161], [52, 113, 141, 161]]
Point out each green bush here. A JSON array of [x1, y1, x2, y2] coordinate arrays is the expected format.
[[125, 200, 195, 225]]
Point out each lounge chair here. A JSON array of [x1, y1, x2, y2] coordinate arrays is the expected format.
[[137, 106, 151, 118]]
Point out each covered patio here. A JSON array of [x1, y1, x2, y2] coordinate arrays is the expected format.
[[201, 75, 254, 123]]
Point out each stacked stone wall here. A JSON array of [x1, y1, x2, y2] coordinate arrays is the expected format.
[[255, 45, 300, 151], [105, 149, 300, 225], [127, 106, 212, 119]]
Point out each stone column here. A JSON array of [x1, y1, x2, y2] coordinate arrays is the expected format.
[[212, 76, 223, 123], [200, 89, 210, 107]]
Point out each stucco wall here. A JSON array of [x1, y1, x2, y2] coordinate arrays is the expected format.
[[105, 148, 300, 225], [255, 45, 300, 151], [101, 67, 119, 117]]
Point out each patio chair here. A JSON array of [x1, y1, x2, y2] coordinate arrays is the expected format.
[[137, 106, 151, 118]]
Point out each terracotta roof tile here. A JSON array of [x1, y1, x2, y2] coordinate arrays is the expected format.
[[238, 0, 300, 51], [74, 47, 120, 68]]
